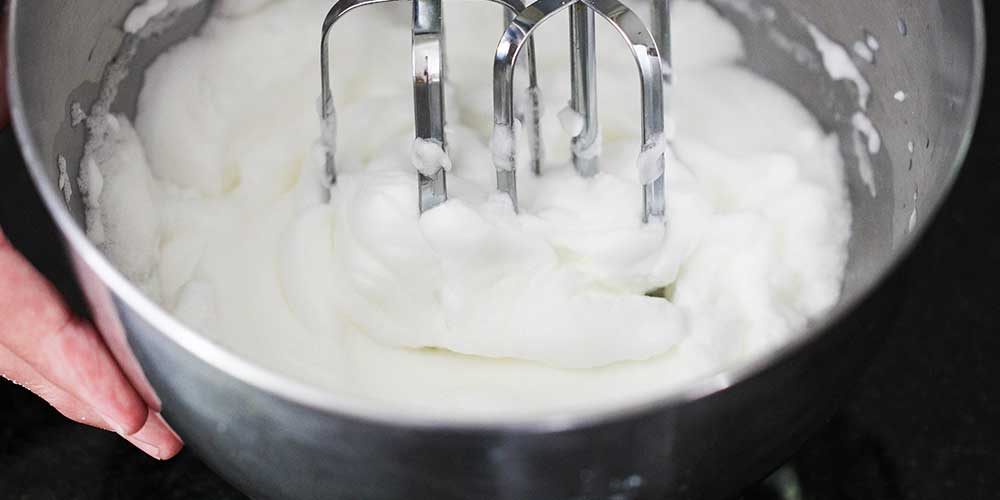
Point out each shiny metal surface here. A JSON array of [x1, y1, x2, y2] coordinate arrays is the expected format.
[[6, 0, 985, 499], [569, 4, 599, 177], [412, 0, 449, 211], [493, 0, 666, 222], [652, 0, 672, 85], [322, 0, 540, 213], [502, 10, 544, 177]]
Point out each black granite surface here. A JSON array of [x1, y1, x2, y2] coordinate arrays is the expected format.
[[2, 11, 999, 500]]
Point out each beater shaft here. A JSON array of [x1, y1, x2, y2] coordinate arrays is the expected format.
[[651, 0, 672, 86], [647, 0, 670, 222], [413, 0, 449, 212], [569, 5, 599, 177]]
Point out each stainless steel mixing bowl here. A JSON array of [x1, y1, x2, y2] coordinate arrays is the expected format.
[[6, 1, 984, 499]]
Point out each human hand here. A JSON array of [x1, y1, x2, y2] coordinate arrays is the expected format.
[[1, 6, 183, 460]]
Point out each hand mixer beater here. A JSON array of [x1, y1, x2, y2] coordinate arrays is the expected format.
[[321, 0, 671, 222]]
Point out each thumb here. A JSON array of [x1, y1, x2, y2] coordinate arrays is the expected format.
[[0, 227, 183, 459]]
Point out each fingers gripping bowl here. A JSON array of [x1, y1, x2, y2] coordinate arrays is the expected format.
[[7, 0, 983, 499]]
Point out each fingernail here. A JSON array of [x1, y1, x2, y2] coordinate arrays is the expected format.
[[127, 435, 163, 460], [151, 411, 184, 444]]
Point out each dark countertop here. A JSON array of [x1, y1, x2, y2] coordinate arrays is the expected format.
[[2, 18, 998, 500]]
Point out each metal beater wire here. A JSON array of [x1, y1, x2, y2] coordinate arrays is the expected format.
[[492, 0, 667, 222], [321, 0, 542, 213]]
